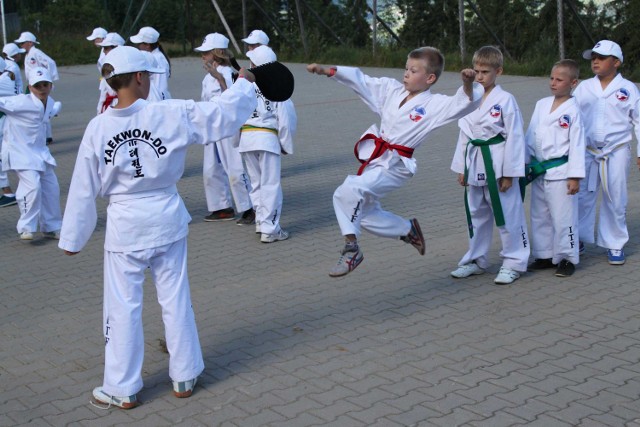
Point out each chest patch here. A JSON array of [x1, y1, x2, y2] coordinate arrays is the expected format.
[[558, 115, 570, 129], [615, 88, 629, 102], [409, 106, 426, 122], [489, 104, 502, 118]]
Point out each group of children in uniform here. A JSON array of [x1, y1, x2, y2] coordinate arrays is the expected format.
[[2, 24, 635, 408], [308, 40, 639, 286]]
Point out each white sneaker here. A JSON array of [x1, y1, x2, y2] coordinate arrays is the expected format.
[[255, 223, 261, 234], [261, 228, 289, 243], [451, 262, 484, 278], [494, 267, 520, 285], [173, 377, 197, 398], [20, 231, 34, 240], [92, 387, 139, 409]]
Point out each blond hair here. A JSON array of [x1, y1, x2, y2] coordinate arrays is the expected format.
[[553, 59, 579, 80], [408, 47, 445, 80], [473, 46, 503, 69]]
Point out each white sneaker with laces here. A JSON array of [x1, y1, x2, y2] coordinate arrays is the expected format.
[[92, 387, 139, 409], [261, 228, 289, 243], [20, 231, 34, 240], [494, 267, 520, 285], [173, 377, 198, 398], [451, 262, 484, 278]]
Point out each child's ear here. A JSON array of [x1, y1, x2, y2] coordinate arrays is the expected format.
[[496, 67, 504, 76]]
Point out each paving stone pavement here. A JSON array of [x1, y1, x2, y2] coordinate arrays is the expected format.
[[1, 58, 640, 427]]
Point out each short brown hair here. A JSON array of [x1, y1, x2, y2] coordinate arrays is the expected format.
[[408, 47, 445, 80], [473, 46, 503, 69], [102, 63, 136, 91], [553, 59, 579, 80]]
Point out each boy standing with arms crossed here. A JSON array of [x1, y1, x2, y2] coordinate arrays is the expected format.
[[574, 40, 640, 265], [450, 46, 529, 285], [58, 47, 256, 408], [525, 59, 585, 277], [307, 47, 482, 277]]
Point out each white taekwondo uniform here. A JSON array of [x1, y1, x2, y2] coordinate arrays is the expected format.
[[151, 48, 171, 100], [201, 65, 251, 214], [4, 58, 23, 94], [0, 72, 17, 189], [24, 46, 58, 140], [525, 96, 585, 264], [573, 73, 640, 250], [238, 84, 297, 235], [58, 79, 256, 397], [0, 91, 62, 234], [451, 85, 529, 272], [331, 66, 482, 240]]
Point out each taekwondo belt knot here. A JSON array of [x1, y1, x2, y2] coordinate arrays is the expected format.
[[353, 133, 414, 176], [586, 142, 628, 202]]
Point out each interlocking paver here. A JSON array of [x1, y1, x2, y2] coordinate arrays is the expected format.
[[2, 59, 640, 426]]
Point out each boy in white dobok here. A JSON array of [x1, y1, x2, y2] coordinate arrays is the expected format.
[[239, 45, 297, 242], [574, 40, 640, 265], [58, 46, 257, 408], [525, 59, 585, 277], [307, 47, 482, 277], [450, 46, 529, 285], [195, 33, 252, 222], [0, 67, 62, 240]]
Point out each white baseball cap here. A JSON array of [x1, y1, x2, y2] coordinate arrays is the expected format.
[[130, 26, 160, 44], [242, 29, 269, 46], [246, 45, 277, 67], [15, 31, 39, 44], [103, 46, 163, 78], [87, 27, 108, 41], [582, 40, 623, 63], [0, 57, 6, 73], [3, 43, 26, 57], [195, 33, 229, 51], [97, 33, 126, 47], [28, 67, 52, 86]]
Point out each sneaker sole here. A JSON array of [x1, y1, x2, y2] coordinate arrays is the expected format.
[[0, 201, 17, 207], [92, 389, 140, 409], [203, 216, 236, 222], [173, 389, 193, 398], [608, 260, 625, 265], [410, 218, 426, 256]]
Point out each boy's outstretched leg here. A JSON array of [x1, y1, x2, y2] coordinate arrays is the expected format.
[[329, 236, 363, 277]]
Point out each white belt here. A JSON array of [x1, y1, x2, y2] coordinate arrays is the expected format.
[[586, 142, 628, 202], [109, 185, 178, 203]]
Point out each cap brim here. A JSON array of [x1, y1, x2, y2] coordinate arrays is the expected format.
[[194, 45, 210, 52], [130, 35, 144, 44], [582, 49, 593, 60]]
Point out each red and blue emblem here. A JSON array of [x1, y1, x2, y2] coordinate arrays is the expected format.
[[489, 104, 502, 118], [558, 115, 571, 129], [615, 88, 629, 102], [409, 106, 426, 122]]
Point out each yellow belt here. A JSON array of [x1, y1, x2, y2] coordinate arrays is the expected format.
[[241, 125, 278, 135]]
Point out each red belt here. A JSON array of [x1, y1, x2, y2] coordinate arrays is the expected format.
[[101, 94, 118, 113], [354, 133, 414, 175]]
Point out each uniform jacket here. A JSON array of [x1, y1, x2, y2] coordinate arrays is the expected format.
[[24, 47, 59, 81]]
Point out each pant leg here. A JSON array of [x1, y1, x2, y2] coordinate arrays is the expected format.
[[530, 178, 554, 260], [102, 248, 148, 397], [545, 180, 580, 264], [596, 146, 630, 250], [38, 164, 62, 232], [256, 151, 282, 234], [148, 238, 204, 383], [203, 143, 233, 212], [458, 185, 494, 269], [578, 152, 598, 244], [15, 169, 42, 233], [496, 182, 530, 272], [217, 136, 252, 213], [242, 151, 263, 226], [333, 162, 411, 238]]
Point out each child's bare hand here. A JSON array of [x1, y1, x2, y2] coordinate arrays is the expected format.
[[238, 68, 255, 83], [461, 69, 476, 83], [499, 177, 513, 192], [307, 63, 327, 75], [457, 173, 467, 187], [637, 157, 640, 169], [567, 178, 580, 195]]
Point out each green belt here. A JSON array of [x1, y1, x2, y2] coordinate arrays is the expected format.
[[518, 155, 569, 201], [464, 134, 506, 238]]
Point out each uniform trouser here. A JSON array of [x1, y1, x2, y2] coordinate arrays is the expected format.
[[15, 166, 62, 233], [578, 146, 629, 250], [102, 238, 204, 397], [530, 179, 579, 264], [333, 161, 412, 239], [242, 150, 282, 234], [458, 182, 530, 272], [0, 167, 8, 188], [203, 139, 252, 213]]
